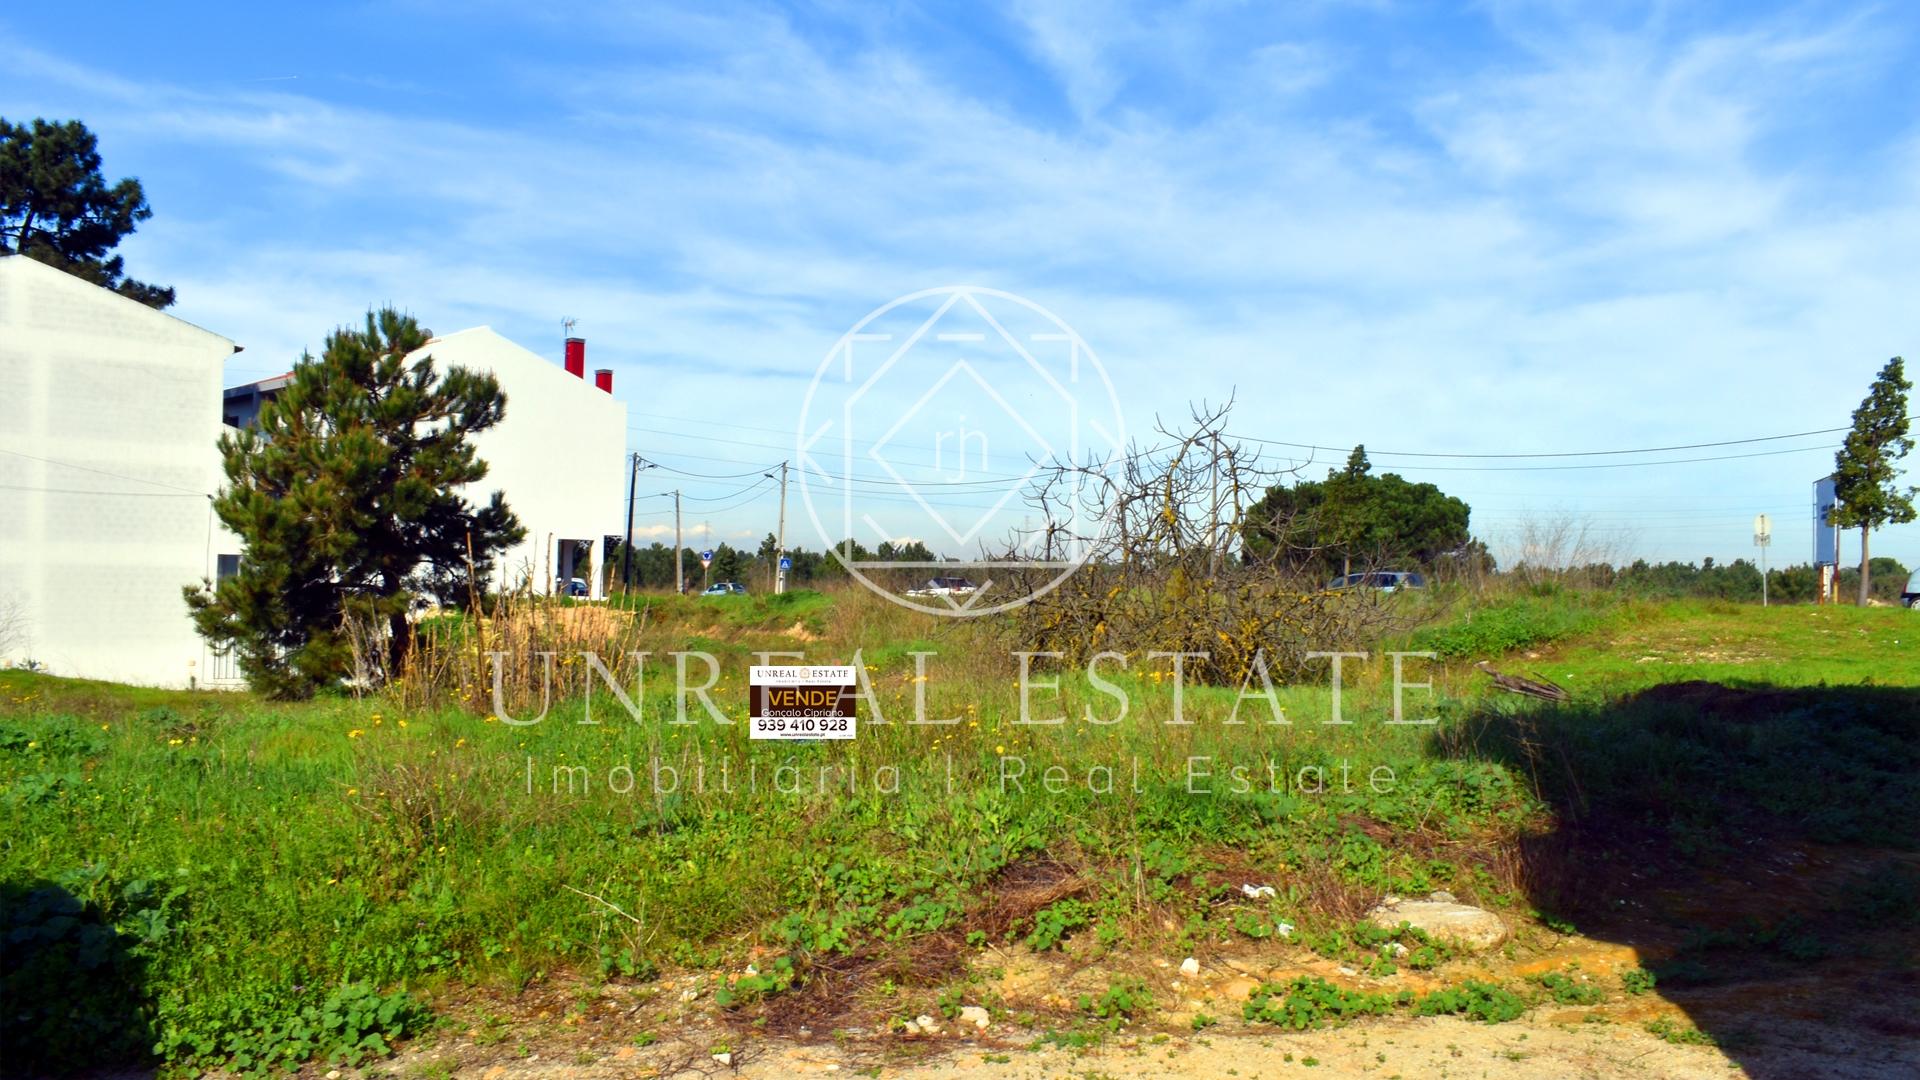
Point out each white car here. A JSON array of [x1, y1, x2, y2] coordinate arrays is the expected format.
[[1903, 570, 1919, 609], [907, 576, 978, 597], [1326, 571, 1426, 592]]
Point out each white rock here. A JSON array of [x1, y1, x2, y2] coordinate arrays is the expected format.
[[1179, 957, 1201, 977], [959, 1005, 991, 1030], [325, 1072, 341, 1080], [1428, 890, 1457, 903], [915, 1013, 940, 1034], [1386, 942, 1408, 956], [1275, 921, 1295, 938], [745, 964, 759, 976], [712, 1051, 732, 1066], [1240, 883, 1277, 899], [1366, 898, 1510, 950], [679, 988, 700, 1002]]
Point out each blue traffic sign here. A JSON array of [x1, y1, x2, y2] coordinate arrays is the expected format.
[[779, 556, 792, 570]]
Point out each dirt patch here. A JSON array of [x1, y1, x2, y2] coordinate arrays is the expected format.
[[967, 856, 1086, 940]]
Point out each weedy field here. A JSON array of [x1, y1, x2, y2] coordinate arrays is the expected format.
[[2, 587, 1916, 1078]]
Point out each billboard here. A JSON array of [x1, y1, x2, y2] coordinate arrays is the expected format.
[[1813, 476, 1838, 566]]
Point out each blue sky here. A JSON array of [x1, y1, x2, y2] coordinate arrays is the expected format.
[[4, 1, 1916, 569]]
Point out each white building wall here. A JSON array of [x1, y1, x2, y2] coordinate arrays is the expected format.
[[405, 328, 628, 597], [0, 256, 237, 688]]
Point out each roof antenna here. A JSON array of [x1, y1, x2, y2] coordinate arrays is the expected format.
[[562, 316, 577, 339]]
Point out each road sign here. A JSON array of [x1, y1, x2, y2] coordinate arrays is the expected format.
[[779, 556, 792, 570], [1813, 477, 1838, 566], [1753, 513, 1772, 543], [700, 549, 714, 568]]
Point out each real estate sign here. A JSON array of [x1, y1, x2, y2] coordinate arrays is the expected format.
[[748, 665, 857, 740]]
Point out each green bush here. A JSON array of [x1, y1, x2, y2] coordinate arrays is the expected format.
[[0, 879, 155, 1074], [1243, 977, 1530, 1030], [1410, 596, 1605, 659]]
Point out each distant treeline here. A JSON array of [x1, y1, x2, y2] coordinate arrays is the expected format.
[[1577, 556, 1912, 605], [600, 535, 941, 593]]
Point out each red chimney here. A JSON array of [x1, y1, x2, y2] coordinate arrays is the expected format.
[[594, 368, 613, 393], [564, 336, 586, 378]]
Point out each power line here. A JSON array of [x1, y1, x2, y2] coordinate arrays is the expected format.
[[651, 461, 782, 481], [695, 480, 778, 515], [674, 477, 775, 502], [1368, 443, 1837, 473], [1229, 426, 1850, 460], [0, 447, 211, 495], [0, 483, 207, 498]]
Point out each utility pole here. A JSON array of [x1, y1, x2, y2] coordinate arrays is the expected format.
[[774, 461, 789, 594], [673, 490, 683, 595], [621, 455, 656, 595], [621, 453, 639, 595]]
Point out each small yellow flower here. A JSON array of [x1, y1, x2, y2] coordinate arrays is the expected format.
[[167, 738, 183, 746], [995, 744, 1006, 754], [346, 788, 358, 796], [348, 729, 364, 739]]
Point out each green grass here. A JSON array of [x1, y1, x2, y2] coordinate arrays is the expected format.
[[1, 590, 1914, 1074]]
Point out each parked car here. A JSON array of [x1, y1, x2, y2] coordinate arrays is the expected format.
[[702, 581, 748, 596], [907, 576, 978, 597], [562, 577, 588, 597], [1326, 571, 1426, 592], [1904, 570, 1919, 608]]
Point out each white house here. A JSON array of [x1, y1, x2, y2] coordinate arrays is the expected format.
[[411, 327, 627, 598], [0, 255, 240, 687], [2, 255, 629, 689], [223, 326, 629, 600]]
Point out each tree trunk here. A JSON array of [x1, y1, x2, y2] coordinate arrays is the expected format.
[[1858, 526, 1872, 606], [387, 610, 411, 678]]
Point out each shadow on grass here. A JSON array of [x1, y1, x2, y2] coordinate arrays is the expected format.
[[1, 878, 157, 1077], [1436, 681, 1920, 1078]]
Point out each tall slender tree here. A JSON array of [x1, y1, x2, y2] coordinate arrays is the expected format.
[[0, 117, 174, 307], [1830, 357, 1914, 605], [186, 309, 524, 698]]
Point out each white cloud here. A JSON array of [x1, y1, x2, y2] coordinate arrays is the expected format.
[[6, 3, 1917, 565]]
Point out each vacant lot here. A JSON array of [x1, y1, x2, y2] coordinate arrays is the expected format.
[[3, 591, 1915, 1077]]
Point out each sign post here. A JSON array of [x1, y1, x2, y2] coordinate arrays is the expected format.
[[1813, 477, 1839, 605], [700, 548, 714, 593], [1753, 513, 1772, 607]]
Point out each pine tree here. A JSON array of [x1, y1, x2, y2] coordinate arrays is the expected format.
[[0, 117, 174, 307], [1830, 357, 1915, 605], [186, 309, 524, 698]]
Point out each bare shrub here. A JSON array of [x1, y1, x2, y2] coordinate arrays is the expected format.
[[1499, 513, 1633, 591], [0, 593, 25, 662], [996, 400, 1414, 685]]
